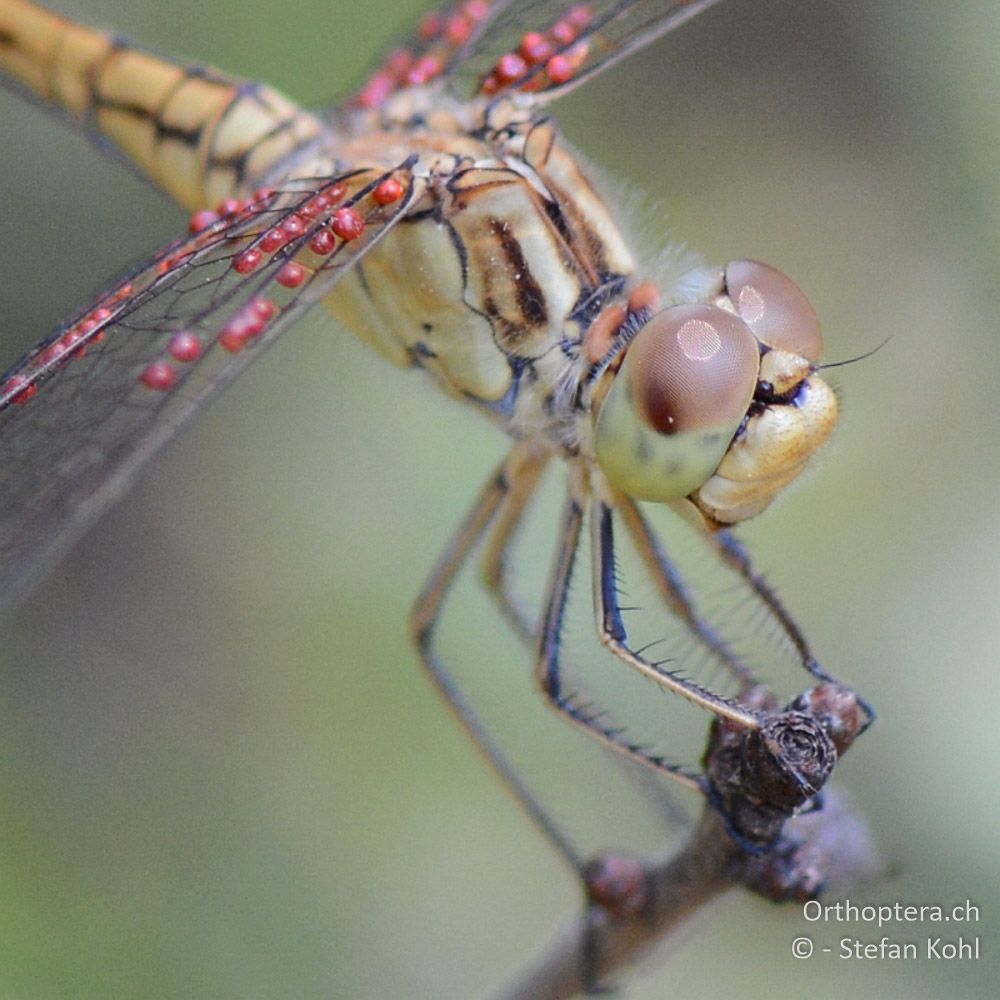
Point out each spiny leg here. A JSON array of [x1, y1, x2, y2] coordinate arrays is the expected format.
[[534, 482, 725, 993], [617, 498, 759, 693], [480, 461, 692, 836], [710, 530, 875, 726], [409, 446, 585, 871], [534, 480, 747, 791], [589, 496, 759, 733], [475, 464, 667, 996], [588, 500, 774, 867]]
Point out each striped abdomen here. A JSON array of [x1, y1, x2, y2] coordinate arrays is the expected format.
[[0, 0, 322, 209]]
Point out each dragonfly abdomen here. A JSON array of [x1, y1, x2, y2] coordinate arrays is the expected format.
[[0, 0, 323, 209]]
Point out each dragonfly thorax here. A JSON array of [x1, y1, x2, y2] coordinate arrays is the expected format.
[[322, 112, 638, 452]]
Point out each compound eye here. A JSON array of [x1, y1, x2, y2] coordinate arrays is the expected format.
[[593, 304, 759, 503], [627, 304, 760, 436], [725, 260, 823, 362]]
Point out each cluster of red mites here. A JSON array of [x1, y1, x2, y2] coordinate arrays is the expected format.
[[225, 178, 405, 282], [137, 292, 278, 392], [1, 284, 133, 407], [3, 170, 406, 406], [155, 188, 276, 278], [138, 173, 405, 391], [479, 5, 592, 95], [354, 0, 492, 109], [354, 2, 593, 108], [186, 187, 275, 236]]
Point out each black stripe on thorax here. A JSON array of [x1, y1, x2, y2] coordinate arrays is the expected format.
[[488, 217, 547, 327]]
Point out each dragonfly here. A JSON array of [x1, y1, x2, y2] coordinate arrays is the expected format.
[[0, 0, 869, 944]]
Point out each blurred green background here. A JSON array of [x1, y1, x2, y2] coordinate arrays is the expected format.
[[1, 1, 998, 997]]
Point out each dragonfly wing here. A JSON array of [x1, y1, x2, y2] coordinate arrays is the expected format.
[[449, 0, 723, 103], [350, 0, 721, 111], [0, 159, 417, 611], [349, 0, 517, 109]]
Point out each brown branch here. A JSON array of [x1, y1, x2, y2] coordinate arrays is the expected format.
[[491, 684, 885, 1000], [492, 811, 734, 1000], [493, 788, 883, 1000]]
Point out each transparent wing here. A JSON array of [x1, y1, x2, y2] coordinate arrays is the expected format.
[[450, 0, 724, 103], [350, 0, 722, 110], [0, 159, 418, 610], [350, 0, 517, 109]]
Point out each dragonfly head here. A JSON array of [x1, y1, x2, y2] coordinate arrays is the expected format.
[[592, 261, 837, 526]]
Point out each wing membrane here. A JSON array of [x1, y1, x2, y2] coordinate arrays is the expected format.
[[350, 0, 515, 109], [445, 0, 724, 103], [0, 160, 417, 609], [349, 0, 720, 110]]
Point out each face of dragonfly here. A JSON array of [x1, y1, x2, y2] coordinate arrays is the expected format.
[[591, 259, 837, 526]]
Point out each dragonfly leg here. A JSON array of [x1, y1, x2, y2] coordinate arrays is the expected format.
[[534, 486, 750, 791], [710, 530, 875, 727], [465, 458, 654, 993], [479, 452, 549, 645], [617, 498, 760, 692], [480, 462, 692, 837], [589, 498, 759, 733], [409, 446, 586, 872]]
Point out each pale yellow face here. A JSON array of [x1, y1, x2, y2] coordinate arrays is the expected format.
[[593, 261, 838, 526]]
